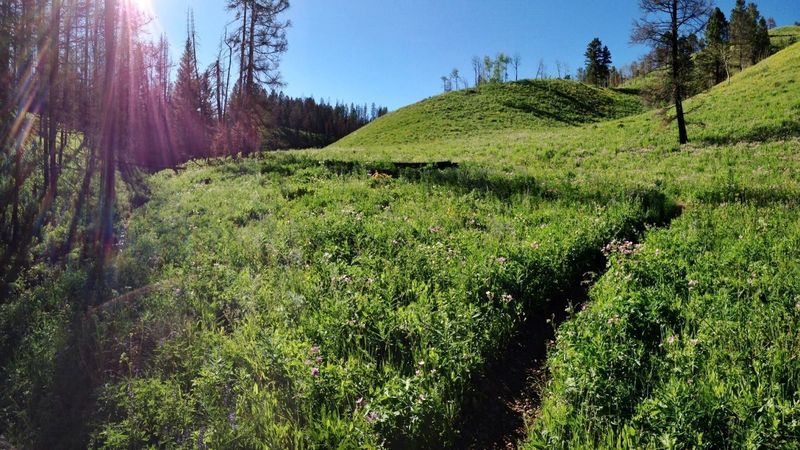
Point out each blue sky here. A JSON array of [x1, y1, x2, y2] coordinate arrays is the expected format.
[[149, 0, 798, 110]]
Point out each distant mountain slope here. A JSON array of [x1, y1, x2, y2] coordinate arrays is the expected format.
[[334, 80, 644, 147]]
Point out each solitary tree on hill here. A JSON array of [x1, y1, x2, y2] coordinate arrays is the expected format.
[[633, 0, 712, 145], [584, 38, 612, 86]]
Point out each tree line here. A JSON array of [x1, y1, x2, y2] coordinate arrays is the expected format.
[[263, 92, 387, 149], [582, 0, 775, 92], [0, 0, 385, 301], [440, 53, 575, 92]]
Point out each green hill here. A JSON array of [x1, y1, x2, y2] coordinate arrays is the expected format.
[[318, 42, 800, 168], [4, 32, 800, 450], [770, 25, 800, 50], [336, 79, 644, 147]]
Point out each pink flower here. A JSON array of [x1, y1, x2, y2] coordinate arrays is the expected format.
[[429, 226, 443, 234], [311, 367, 320, 377], [366, 411, 379, 423], [310, 345, 321, 355]]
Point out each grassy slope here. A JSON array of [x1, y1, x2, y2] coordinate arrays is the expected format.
[[313, 42, 800, 177], [527, 205, 800, 449], [89, 43, 800, 448], [6, 41, 800, 449], [522, 43, 800, 448], [771, 25, 800, 50], [89, 159, 670, 448], [336, 79, 644, 147]]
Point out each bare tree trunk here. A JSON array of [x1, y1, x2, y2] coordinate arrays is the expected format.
[[45, 0, 62, 200], [95, 0, 118, 297], [671, 0, 688, 145], [239, 2, 247, 89], [246, 1, 256, 92]]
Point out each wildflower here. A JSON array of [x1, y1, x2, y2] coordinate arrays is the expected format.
[[496, 256, 507, 264], [689, 338, 700, 346], [607, 315, 621, 325], [415, 369, 422, 376], [323, 252, 332, 260], [688, 279, 699, 289], [418, 394, 426, 402], [531, 241, 541, 250], [418, 360, 425, 366], [429, 226, 443, 234], [501, 293, 514, 303], [311, 367, 320, 377], [334, 274, 352, 283], [310, 345, 321, 355], [667, 335, 678, 346], [485, 290, 495, 300], [366, 411, 380, 423], [315, 356, 323, 364]]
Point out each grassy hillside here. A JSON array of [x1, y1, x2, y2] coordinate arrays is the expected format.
[[336, 79, 644, 147], [3, 38, 800, 450], [318, 42, 800, 169], [770, 25, 800, 50], [527, 205, 800, 449]]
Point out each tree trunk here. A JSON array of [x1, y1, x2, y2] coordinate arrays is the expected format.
[[239, 2, 247, 89], [671, 0, 688, 145], [246, 1, 256, 92], [95, 0, 118, 298]]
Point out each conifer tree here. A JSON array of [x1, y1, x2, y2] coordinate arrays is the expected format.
[[584, 38, 612, 86], [701, 7, 731, 85], [173, 26, 213, 159], [730, 0, 754, 69]]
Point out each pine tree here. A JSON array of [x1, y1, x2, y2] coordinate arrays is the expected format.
[[173, 32, 213, 159], [730, 0, 753, 69], [702, 7, 731, 85], [584, 38, 611, 86]]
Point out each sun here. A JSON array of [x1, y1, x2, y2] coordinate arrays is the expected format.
[[127, 0, 154, 14]]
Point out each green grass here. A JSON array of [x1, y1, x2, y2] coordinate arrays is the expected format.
[[3, 33, 800, 450], [336, 79, 644, 147], [88, 157, 672, 448], [526, 205, 800, 449], [315, 42, 800, 171], [771, 25, 800, 51]]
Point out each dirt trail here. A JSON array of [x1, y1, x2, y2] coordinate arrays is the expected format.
[[453, 281, 592, 449]]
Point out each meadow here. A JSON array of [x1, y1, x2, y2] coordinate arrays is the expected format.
[[1, 36, 799, 450]]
